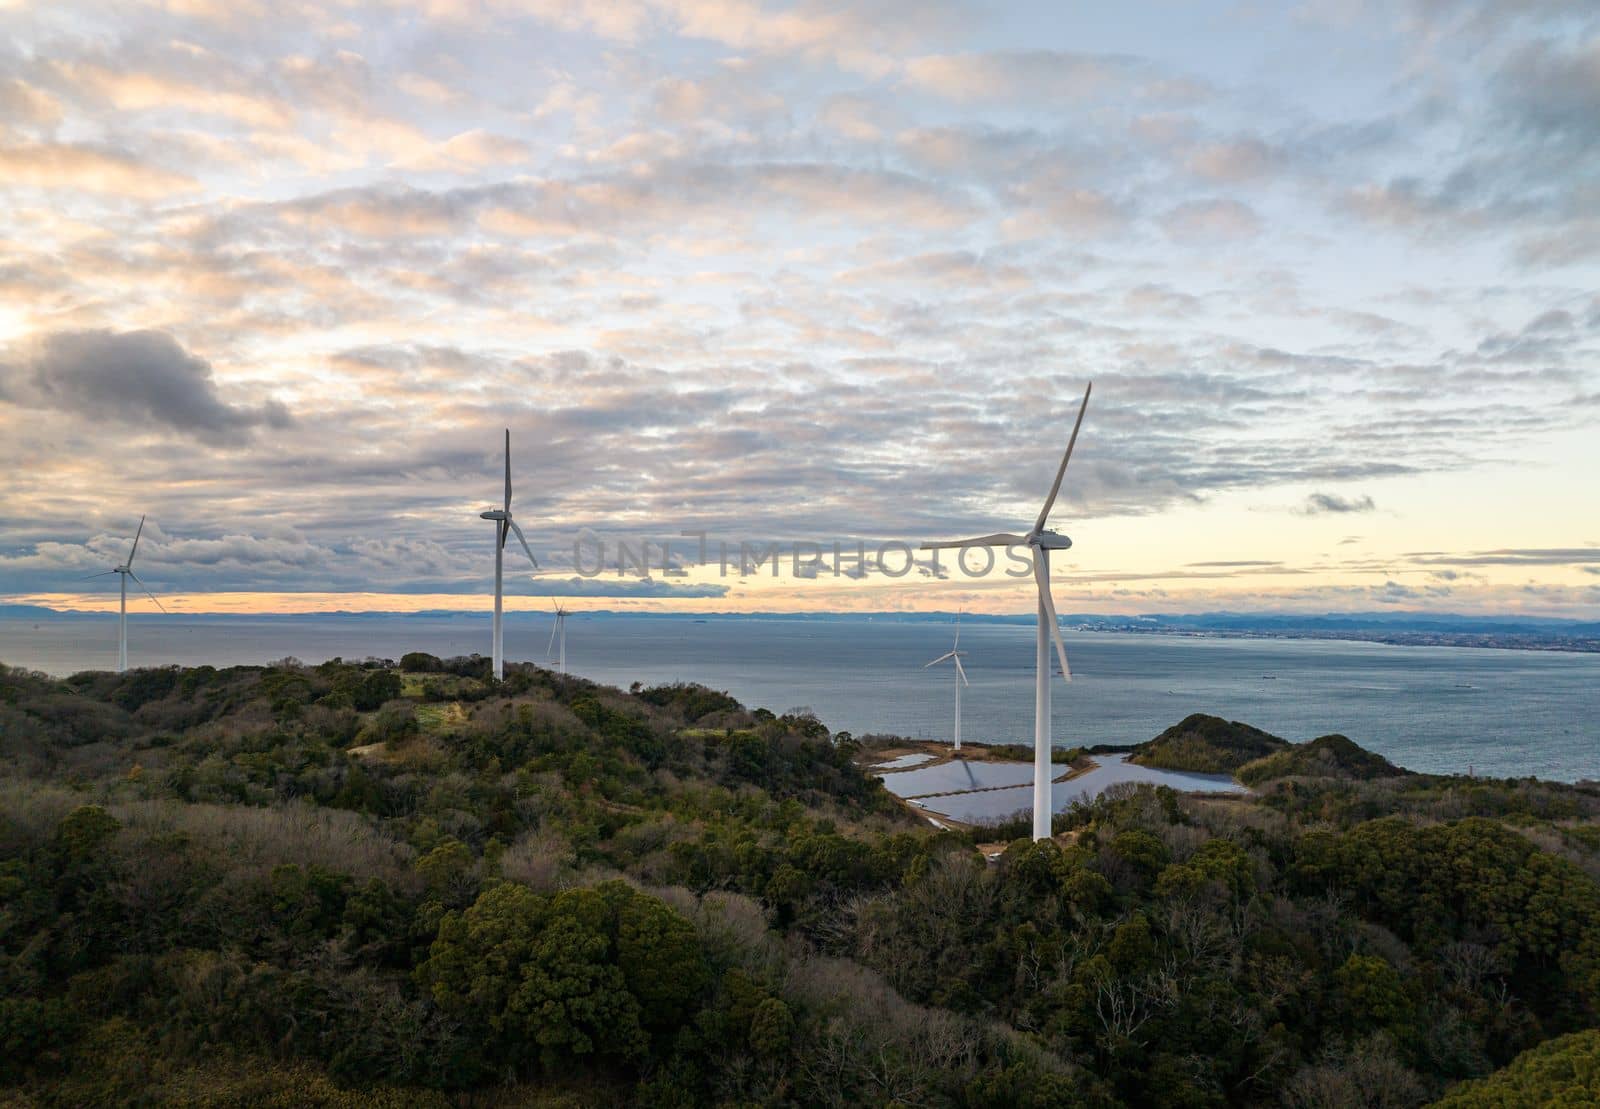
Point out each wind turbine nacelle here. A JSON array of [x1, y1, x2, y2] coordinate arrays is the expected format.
[[480, 509, 507, 520], [1032, 530, 1073, 550]]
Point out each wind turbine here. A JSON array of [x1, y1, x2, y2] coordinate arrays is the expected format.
[[548, 601, 568, 674], [82, 515, 166, 672], [479, 429, 539, 681], [923, 612, 969, 752], [922, 383, 1091, 841]]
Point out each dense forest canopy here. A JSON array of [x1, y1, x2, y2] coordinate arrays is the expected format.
[[2, 656, 1599, 1107]]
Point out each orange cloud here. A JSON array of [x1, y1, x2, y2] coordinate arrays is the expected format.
[[0, 142, 196, 196], [62, 63, 293, 129]]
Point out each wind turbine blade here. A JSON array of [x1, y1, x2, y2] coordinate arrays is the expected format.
[[128, 514, 146, 566], [923, 651, 956, 668], [953, 653, 969, 686], [503, 428, 511, 512], [128, 570, 168, 614], [920, 532, 1028, 550], [1031, 382, 1092, 536], [547, 619, 559, 657], [78, 569, 119, 580], [507, 519, 538, 569], [953, 608, 961, 650], [1032, 555, 1072, 682], [498, 518, 509, 551]]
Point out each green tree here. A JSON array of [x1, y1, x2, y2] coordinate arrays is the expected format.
[[1335, 954, 1413, 1035], [417, 881, 705, 1072], [1109, 830, 1169, 884], [356, 669, 402, 711], [56, 804, 120, 861], [1108, 913, 1157, 974], [747, 997, 794, 1058], [608, 883, 706, 1026], [1156, 838, 1255, 900], [413, 839, 478, 907], [1431, 1028, 1600, 1107]]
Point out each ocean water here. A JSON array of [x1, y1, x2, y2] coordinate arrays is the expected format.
[[2, 613, 1597, 781]]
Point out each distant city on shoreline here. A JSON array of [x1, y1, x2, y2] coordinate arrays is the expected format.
[[5, 604, 1597, 654]]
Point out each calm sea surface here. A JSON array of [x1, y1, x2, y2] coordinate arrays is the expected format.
[[3, 614, 1597, 781]]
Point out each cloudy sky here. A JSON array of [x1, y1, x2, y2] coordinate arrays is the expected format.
[[0, 0, 1597, 617]]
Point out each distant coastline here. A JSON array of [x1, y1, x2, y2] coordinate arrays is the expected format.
[[1069, 623, 1600, 654], [4, 603, 1597, 654]]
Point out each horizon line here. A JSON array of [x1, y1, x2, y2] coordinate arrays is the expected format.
[[4, 602, 1597, 626]]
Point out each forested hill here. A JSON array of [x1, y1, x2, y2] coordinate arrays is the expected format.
[[1124, 714, 1290, 774], [3, 655, 1600, 1107]]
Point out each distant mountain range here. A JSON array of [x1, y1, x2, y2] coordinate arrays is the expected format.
[[1066, 611, 1600, 637], [4, 603, 1597, 643]]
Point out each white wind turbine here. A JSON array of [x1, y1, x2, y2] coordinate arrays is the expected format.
[[479, 429, 539, 681], [923, 611, 969, 752], [922, 383, 1091, 841], [82, 515, 166, 672], [547, 601, 568, 674]]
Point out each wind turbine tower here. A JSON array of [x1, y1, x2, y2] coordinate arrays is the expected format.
[[923, 612, 969, 751], [922, 384, 1091, 841], [548, 602, 568, 674], [479, 429, 540, 680], [84, 515, 166, 672]]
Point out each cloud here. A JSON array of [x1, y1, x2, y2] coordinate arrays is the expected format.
[[818, 93, 897, 141], [1160, 198, 1261, 242], [0, 142, 196, 197], [1516, 222, 1600, 266], [1187, 138, 1278, 182], [520, 576, 729, 598], [1123, 284, 1203, 316], [267, 184, 470, 237], [61, 61, 293, 129], [1375, 580, 1421, 603], [1003, 186, 1128, 237], [1495, 36, 1600, 143], [1331, 27, 1599, 266], [1409, 548, 1600, 567], [657, 0, 948, 74], [1298, 492, 1377, 515], [0, 78, 63, 128], [1186, 560, 1284, 568], [902, 50, 1174, 103], [398, 130, 534, 172], [3, 330, 292, 442], [507, 0, 653, 41], [0, 0, 1595, 616]]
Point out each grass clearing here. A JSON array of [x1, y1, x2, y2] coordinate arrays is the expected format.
[[415, 701, 469, 734]]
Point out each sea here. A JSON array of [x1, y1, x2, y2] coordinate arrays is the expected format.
[[2, 613, 1597, 782]]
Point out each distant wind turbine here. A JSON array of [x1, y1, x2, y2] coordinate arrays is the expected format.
[[923, 611, 969, 752], [81, 515, 166, 673], [548, 601, 568, 674], [922, 383, 1091, 841], [479, 429, 539, 680]]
